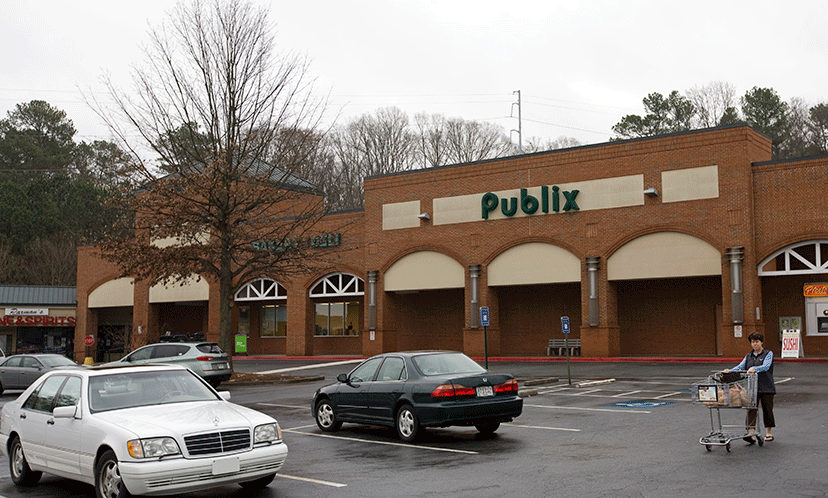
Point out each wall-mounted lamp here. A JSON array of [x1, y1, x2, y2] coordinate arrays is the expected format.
[[417, 212, 431, 221], [643, 187, 659, 197]]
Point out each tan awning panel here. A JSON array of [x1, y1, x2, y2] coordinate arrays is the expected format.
[[384, 251, 464, 292], [488, 242, 580, 286], [88, 278, 134, 308], [150, 276, 210, 303], [608, 232, 721, 280]]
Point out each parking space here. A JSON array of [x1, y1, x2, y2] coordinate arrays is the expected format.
[[0, 360, 824, 498]]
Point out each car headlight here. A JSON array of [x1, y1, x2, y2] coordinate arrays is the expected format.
[[127, 437, 181, 458], [254, 422, 282, 444]]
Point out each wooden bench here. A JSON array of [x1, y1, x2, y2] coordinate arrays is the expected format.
[[547, 338, 581, 356]]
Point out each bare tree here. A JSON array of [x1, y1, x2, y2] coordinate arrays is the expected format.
[[687, 81, 738, 128], [327, 107, 416, 209], [21, 239, 78, 286], [779, 97, 812, 159], [522, 135, 582, 153], [413, 113, 512, 167], [89, 0, 332, 358], [807, 103, 828, 154]]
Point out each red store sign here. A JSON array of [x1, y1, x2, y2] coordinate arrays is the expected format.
[[0, 315, 76, 327], [804, 284, 828, 297]]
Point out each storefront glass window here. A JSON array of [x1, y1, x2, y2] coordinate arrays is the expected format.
[[314, 302, 360, 336], [261, 304, 286, 337], [238, 305, 250, 335]]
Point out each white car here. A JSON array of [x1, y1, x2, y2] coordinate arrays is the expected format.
[[0, 364, 287, 497]]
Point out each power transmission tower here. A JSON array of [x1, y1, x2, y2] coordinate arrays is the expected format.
[[511, 90, 522, 153]]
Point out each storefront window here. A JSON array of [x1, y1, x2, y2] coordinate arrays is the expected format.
[[315, 302, 360, 336], [238, 305, 250, 335], [261, 304, 286, 337]]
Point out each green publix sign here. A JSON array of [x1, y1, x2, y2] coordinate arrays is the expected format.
[[481, 186, 579, 219], [252, 233, 341, 251]]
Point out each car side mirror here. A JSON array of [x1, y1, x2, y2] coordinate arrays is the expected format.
[[337, 373, 348, 383], [218, 391, 231, 401], [53, 405, 78, 419]]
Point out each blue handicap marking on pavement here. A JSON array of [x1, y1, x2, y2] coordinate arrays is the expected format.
[[605, 400, 675, 408]]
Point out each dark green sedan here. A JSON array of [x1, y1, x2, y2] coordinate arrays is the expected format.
[[312, 351, 523, 442]]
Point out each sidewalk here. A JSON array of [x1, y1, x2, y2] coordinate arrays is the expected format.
[[233, 355, 828, 363]]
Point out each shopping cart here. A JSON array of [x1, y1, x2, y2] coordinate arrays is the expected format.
[[691, 371, 763, 452]]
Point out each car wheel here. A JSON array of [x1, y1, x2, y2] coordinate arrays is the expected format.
[[0, 380, 4, 395], [96, 450, 131, 498], [315, 399, 342, 432], [396, 404, 421, 442], [239, 473, 275, 490], [208, 379, 222, 388], [9, 435, 41, 486], [475, 422, 500, 435]]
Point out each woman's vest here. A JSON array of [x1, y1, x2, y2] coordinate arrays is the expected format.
[[744, 349, 775, 394]]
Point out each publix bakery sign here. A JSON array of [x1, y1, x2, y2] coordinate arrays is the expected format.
[[481, 186, 579, 219]]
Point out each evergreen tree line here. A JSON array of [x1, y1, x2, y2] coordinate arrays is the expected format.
[[612, 82, 828, 159]]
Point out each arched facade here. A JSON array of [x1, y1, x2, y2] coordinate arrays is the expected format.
[[74, 125, 828, 359]]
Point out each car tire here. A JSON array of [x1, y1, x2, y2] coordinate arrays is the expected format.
[[9, 435, 41, 486], [396, 404, 421, 442], [208, 379, 222, 388], [96, 449, 131, 498], [315, 399, 342, 432], [475, 422, 500, 435], [0, 380, 4, 395], [239, 473, 276, 490]]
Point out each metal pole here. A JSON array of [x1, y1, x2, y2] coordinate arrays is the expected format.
[[566, 335, 571, 385], [513, 90, 522, 153], [484, 325, 489, 370]]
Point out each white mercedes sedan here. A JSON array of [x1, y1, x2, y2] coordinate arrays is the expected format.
[[0, 363, 287, 497]]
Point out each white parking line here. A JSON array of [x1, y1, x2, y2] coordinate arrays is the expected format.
[[258, 403, 308, 410], [278, 473, 347, 488], [257, 359, 363, 374], [571, 388, 602, 396], [506, 423, 581, 432], [777, 377, 794, 384], [613, 390, 642, 398], [283, 428, 479, 454], [525, 403, 651, 414], [654, 391, 683, 399]]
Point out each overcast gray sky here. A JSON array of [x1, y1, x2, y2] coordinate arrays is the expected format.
[[3, 0, 827, 148]]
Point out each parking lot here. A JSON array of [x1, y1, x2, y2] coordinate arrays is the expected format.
[[0, 358, 826, 498]]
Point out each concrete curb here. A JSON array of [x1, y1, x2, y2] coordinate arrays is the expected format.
[[575, 378, 616, 388], [523, 377, 559, 386]]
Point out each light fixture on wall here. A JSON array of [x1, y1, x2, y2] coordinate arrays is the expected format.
[[643, 187, 659, 197], [417, 212, 431, 221]]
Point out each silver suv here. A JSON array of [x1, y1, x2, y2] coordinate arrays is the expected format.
[[104, 342, 232, 387]]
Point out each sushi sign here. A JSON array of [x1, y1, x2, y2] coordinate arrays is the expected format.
[[781, 331, 803, 358]]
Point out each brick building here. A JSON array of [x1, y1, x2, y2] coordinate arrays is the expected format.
[[74, 124, 828, 360]]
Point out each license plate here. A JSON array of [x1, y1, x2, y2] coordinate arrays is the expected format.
[[214, 362, 228, 370], [476, 386, 494, 397], [212, 456, 240, 475]]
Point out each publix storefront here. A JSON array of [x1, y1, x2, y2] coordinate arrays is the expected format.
[[75, 125, 828, 359]]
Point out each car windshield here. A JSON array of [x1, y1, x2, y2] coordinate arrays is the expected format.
[[412, 353, 486, 376], [40, 356, 76, 367], [89, 369, 219, 412]]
